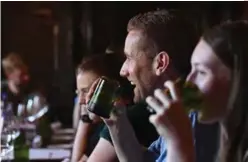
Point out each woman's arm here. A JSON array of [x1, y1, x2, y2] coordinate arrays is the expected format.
[[71, 120, 93, 162], [71, 102, 94, 162], [146, 81, 196, 162], [73, 101, 81, 129], [166, 138, 195, 162]]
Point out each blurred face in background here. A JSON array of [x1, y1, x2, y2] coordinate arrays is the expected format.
[[4, 66, 27, 85], [2, 54, 29, 86], [76, 70, 101, 120]]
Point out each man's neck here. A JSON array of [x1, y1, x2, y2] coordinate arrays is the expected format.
[[156, 68, 180, 90]]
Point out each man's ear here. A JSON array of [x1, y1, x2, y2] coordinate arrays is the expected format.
[[152, 51, 169, 76]]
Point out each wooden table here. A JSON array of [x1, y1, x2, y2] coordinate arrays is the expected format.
[[1, 148, 71, 161]]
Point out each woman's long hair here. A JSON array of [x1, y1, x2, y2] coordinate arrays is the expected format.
[[203, 20, 248, 162]]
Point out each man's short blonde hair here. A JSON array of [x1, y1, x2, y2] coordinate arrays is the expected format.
[[2, 52, 28, 73]]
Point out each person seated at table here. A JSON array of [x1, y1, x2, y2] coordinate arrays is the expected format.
[[73, 42, 125, 129], [1, 52, 47, 116], [71, 53, 133, 162], [1, 52, 52, 147]]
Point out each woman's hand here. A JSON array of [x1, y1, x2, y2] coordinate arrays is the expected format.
[[80, 104, 101, 124], [146, 80, 192, 141], [146, 80, 195, 162]]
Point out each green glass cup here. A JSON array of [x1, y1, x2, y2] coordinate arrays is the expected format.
[[147, 78, 204, 113], [87, 76, 120, 118]]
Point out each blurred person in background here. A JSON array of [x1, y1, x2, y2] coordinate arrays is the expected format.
[[73, 41, 125, 129], [71, 53, 133, 162], [1, 52, 52, 147], [2, 53, 30, 102], [1, 52, 47, 116]]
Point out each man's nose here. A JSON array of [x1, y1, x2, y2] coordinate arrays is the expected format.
[[120, 63, 128, 77], [78, 94, 86, 105], [120, 69, 127, 77]]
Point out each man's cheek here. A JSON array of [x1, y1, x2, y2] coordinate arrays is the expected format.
[[130, 65, 139, 77]]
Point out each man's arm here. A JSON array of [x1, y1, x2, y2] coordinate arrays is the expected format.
[[87, 138, 118, 162], [87, 101, 158, 162], [107, 115, 155, 162], [87, 122, 158, 162]]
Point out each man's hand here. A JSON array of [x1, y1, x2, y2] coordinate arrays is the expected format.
[[103, 99, 128, 127]]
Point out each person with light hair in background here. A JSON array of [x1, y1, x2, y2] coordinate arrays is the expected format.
[[2, 53, 30, 94], [1, 52, 44, 115], [1, 52, 51, 145]]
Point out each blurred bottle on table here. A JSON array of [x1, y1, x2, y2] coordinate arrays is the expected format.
[[13, 129, 29, 162]]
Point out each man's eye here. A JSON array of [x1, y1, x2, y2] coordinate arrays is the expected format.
[[198, 71, 206, 75], [125, 55, 132, 60], [83, 88, 91, 93]]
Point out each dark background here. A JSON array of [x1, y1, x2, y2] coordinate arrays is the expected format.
[[1, 2, 248, 126]]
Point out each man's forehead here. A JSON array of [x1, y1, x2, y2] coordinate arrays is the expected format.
[[124, 30, 146, 56]]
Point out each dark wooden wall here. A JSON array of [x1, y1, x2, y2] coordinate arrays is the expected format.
[[1, 1, 247, 126], [1, 2, 75, 126]]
